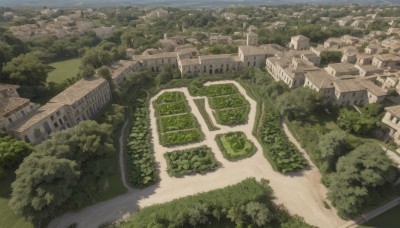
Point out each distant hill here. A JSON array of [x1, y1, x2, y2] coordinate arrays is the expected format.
[[1, 0, 400, 7]]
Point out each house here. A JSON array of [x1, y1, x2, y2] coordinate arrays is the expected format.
[[382, 105, 400, 144], [289, 35, 310, 50], [387, 28, 400, 36], [92, 27, 114, 38], [372, 54, 400, 69], [333, 79, 386, 106], [10, 77, 112, 144], [304, 70, 336, 103], [246, 32, 258, 46], [355, 64, 384, 77], [325, 63, 360, 78], [0, 84, 36, 132], [109, 60, 140, 85]]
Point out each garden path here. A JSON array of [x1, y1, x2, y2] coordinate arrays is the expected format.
[[48, 80, 345, 228]]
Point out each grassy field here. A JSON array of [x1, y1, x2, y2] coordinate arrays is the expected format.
[[47, 58, 80, 84], [0, 172, 34, 228]]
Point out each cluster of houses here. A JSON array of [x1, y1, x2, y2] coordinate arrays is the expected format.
[[3, 27, 400, 146], [8, 10, 113, 41]]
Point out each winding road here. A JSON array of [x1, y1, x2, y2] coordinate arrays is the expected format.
[[48, 80, 346, 228]]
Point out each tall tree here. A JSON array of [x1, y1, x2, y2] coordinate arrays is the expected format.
[[0, 132, 33, 171], [318, 130, 350, 173], [328, 143, 398, 217], [9, 121, 115, 223], [277, 87, 324, 119], [2, 54, 48, 86]]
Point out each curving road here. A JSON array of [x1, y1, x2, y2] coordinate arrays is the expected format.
[[48, 80, 345, 228]]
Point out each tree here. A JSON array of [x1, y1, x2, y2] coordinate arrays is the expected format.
[[0, 132, 33, 171], [328, 143, 398, 217], [318, 131, 349, 173], [78, 64, 95, 79], [277, 87, 324, 119], [9, 121, 115, 223], [2, 54, 48, 86], [97, 66, 111, 80], [245, 202, 271, 227], [337, 107, 380, 135], [320, 51, 342, 66], [155, 66, 174, 86], [264, 81, 290, 99], [227, 206, 246, 226], [188, 203, 210, 226]]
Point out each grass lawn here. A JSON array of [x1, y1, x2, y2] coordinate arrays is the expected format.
[[47, 58, 80, 84], [216, 131, 256, 161], [0, 171, 34, 228], [193, 98, 220, 131]]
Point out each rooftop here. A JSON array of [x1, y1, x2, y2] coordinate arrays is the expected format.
[[0, 83, 19, 93], [327, 63, 359, 74], [386, 105, 400, 117], [375, 53, 400, 62], [0, 97, 31, 120], [11, 102, 66, 133], [239, 45, 268, 56], [140, 52, 177, 60], [334, 79, 366, 92], [109, 60, 137, 80], [292, 35, 309, 41], [50, 76, 107, 106], [305, 70, 335, 89], [200, 54, 231, 61]]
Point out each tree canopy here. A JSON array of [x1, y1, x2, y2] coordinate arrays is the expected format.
[[318, 130, 350, 173], [328, 143, 398, 217], [9, 121, 115, 223], [277, 87, 324, 119], [2, 54, 48, 86], [0, 132, 33, 172]]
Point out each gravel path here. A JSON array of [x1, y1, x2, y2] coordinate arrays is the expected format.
[[48, 80, 345, 228]]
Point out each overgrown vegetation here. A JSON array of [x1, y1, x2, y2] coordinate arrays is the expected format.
[[0, 132, 33, 176], [126, 97, 158, 187], [164, 146, 220, 177], [119, 178, 313, 228], [9, 121, 115, 224], [259, 107, 308, 173], [215, 132, 256, 161]]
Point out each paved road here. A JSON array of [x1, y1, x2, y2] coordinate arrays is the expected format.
[[48, 81, 345, 228]]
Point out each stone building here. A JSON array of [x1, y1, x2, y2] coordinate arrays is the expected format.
[[246, 32, 258, 46], [382, 105, 400, 144], [289, 35, 310, 50], [372, 54, 400, 69], [10, 77, 111, 144]]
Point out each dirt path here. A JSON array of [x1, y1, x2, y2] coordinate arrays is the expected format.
[[48, 80, 346, 228], [119, 120, 133, 191]]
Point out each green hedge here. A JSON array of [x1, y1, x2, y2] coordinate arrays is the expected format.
[[164, 146, 220, 177], [215, 132, 256, 161]]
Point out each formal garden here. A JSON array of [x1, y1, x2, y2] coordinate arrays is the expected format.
[[154, 91, 204, 146], [215, 131, 256, 161], [164, 146, 221, 177], [198, 84, 250, 125]]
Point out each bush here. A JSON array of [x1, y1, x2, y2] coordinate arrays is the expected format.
[[164, 146, 220, 177], [216, 132, 256, 161]]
